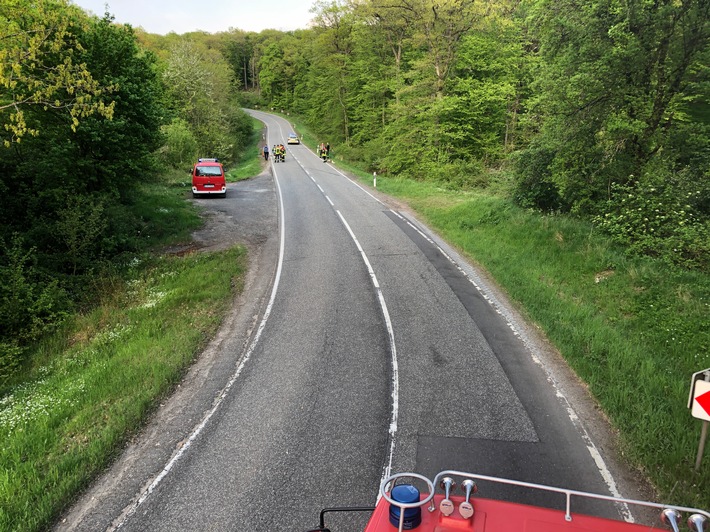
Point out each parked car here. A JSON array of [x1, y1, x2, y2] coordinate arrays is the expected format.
[[191, 158, 226, 198], [287, 133, 300, 145]]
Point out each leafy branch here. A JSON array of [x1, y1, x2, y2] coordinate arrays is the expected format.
[[0, 0, 116, 146]]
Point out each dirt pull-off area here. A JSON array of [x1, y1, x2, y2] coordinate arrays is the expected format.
[[55, 170, 280, 531]]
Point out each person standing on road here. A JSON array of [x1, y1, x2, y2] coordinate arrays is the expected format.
[[263, 145, 269, 161]]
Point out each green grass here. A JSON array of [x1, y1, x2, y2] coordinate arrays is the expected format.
[[130, 177, 203, 244], [0, 247, 246, 531], [231, 155, 263, 183], [0, 172, 250, 531], [366, 175, 710, 509], [228, 117, 266, 182]]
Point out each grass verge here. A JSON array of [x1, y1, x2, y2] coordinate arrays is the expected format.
[[0, 248, 245, 531], [228, 117, 266, 182], [0, 179, 247, 531]]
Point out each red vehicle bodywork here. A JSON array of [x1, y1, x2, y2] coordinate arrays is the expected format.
[[191, 159, 226, 198], [307, 470, 709, 532], [364, 492, 662, 532]]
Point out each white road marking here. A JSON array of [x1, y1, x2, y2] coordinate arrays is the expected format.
[[260, 113, 629, 521], [335, 211, 399, 486], [322, 159, 633, 519], [295, 149, 401, 490], [110, 133, 288, 531]]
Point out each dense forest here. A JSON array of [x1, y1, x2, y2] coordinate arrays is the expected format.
[[0, 0, 254, 377], [1, 0, 709, 377], [169, 0, 708, 269], [224, 0, 710, 270]]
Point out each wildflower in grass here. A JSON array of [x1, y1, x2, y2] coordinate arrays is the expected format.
[[140, 290, 167, 309], [93, 324, 133, 347], [0, 378, 85, 436]]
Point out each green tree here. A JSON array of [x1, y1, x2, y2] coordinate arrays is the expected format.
[[371, 0, 507, 175], [518, 0, 710, 213], [55, 195, 107, 275], [222, 30, 258, 90], [0, 11, 164, 255], [259, 40, 291, 107], [162, 40, 216, 134], [0, 235, 69, 379], [393, 0, 490, 100], [341, 18, 398, 168], [357, 0, 413, 107], [0, 0, 115, 145], [306, 1, 358, 142], [0, 11, 168, 361], [162, 38, 248, 163], [443, 15, 529, 162], [160, 117, 198, 168]]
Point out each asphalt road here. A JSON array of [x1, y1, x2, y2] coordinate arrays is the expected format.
[[56, 111, 652, 532]]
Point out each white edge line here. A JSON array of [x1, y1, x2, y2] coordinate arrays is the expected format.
[[263, 112, 629, 520], [275, 130, 626, 521], [326, 154, 630, 518], [394, 210, 634, 521], [295, 148, 400, 488], [111, 142, 287, 531]]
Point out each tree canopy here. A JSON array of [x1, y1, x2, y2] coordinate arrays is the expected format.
[[2, 0, 708, 376], [0, 1, 253, 376], [209, 0, 709, 268], [0, 0, 116, 146]]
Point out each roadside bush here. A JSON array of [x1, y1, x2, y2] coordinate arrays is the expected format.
[[236, 91, 265, 109], [355, 138, 390, 175], [511, 145, 563, 212], [0, 237, 70, 380], [159, 118, 198, 169], [0, 341, 24, 383], [594, 179, 710, 272], [55, 194, 109, 276], [433, 160, 489, 190], [227, 104, 256, 162]]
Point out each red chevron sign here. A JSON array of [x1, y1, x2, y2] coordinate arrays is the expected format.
[[691, 380, 710, 422]]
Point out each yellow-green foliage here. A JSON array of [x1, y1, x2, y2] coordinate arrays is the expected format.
[[0, 0, 115, 145]]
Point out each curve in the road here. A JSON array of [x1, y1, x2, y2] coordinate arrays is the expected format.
[[109, 137, 289, 531], [110, 114, 404, 530], [102, 109, 641, 530], [286, 136, 402, 487], [290, 137, 632, 522]]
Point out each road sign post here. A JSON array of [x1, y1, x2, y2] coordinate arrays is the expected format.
[[698, 417, 709, 472], [689, 369, 710, 471]]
